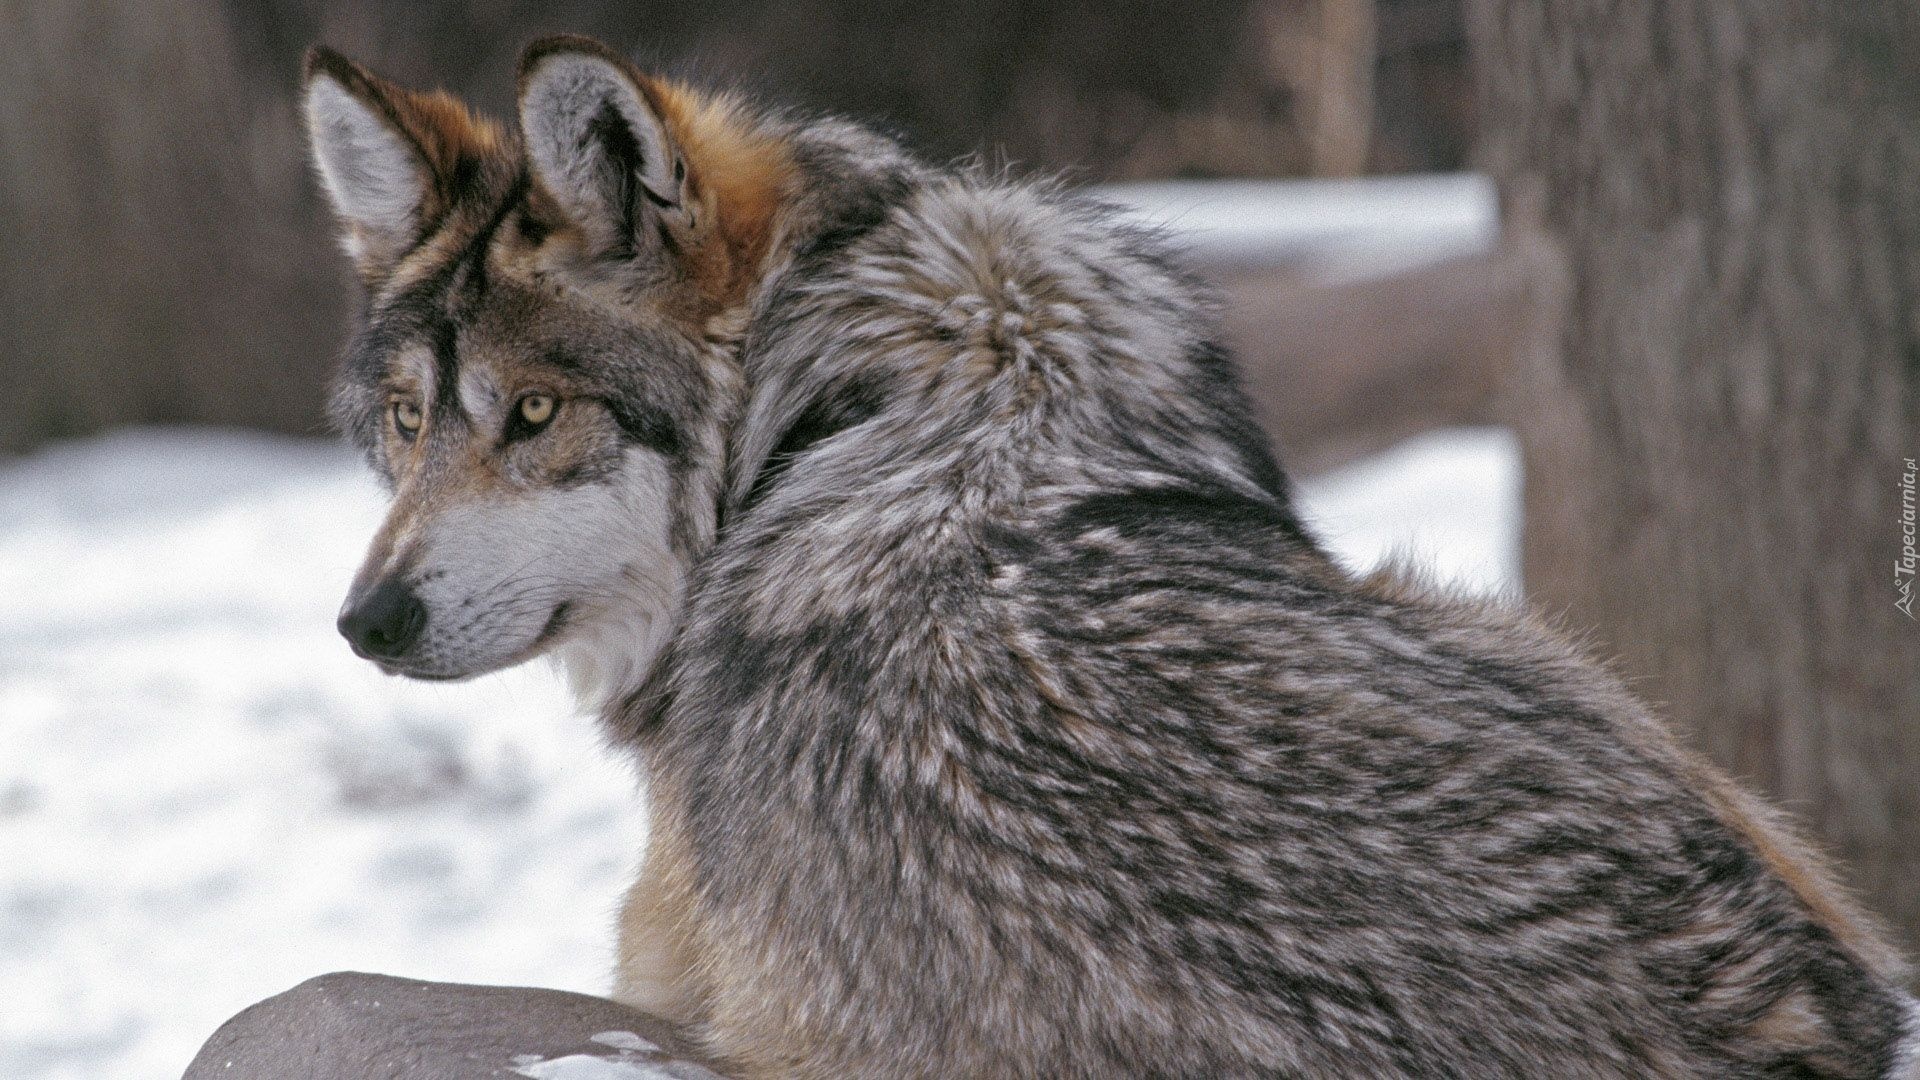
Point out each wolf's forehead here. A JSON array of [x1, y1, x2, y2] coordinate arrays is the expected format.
[[378, 153, 537, 299], [365, 196, 551, 401], [382, 324, 517, 409], [392, 343, 436, 387], [456, 360, 504, 417]]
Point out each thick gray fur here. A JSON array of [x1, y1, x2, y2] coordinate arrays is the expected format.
[[313, 45, 1920, 1079]]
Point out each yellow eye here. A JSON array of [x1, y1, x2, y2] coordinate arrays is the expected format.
[[517, 394, 557, 428], [393, 399, 422, 436]]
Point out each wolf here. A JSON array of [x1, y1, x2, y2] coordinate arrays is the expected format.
[[303, 35, 1919, 1078]]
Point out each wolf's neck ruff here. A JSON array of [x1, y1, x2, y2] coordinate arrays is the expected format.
[[307, 37, 1920, 1080]]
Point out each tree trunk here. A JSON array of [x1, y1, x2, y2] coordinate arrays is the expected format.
[[1469, 2, 1920, 954]]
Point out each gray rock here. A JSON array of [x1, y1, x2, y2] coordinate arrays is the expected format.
[[182, 972, 728, 1080]]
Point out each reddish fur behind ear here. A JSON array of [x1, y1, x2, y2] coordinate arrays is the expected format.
[[648, 82, 794, 310], [515, 36, 794, 315]]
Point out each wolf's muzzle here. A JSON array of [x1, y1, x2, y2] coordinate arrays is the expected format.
[[337, 578, 427, 662]]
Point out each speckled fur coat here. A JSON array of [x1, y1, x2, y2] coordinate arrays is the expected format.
[[304, 36, 1920, 1080]]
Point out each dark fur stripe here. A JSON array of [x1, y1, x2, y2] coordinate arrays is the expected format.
[[738, 373, 889, 516]]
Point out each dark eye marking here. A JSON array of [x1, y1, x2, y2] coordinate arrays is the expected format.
[[553, 458, 619, 488], [604, 396, 683, 459], [541, 346, 592, 373]]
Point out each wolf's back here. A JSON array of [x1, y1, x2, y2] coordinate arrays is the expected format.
[[657, 153, 1918, 1079]]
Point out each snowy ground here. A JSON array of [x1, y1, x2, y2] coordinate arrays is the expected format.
[[0, 425, 1517, 1079], [1099, 173, 1497, 281]]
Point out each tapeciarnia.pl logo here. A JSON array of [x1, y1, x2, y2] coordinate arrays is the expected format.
[[1899, 457, 1917, 620]]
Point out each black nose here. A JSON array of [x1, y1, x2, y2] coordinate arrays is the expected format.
[[337, 578, 427, 661]]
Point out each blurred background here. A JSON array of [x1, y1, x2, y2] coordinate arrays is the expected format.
[[1, 2, 1914, 1078], [0, 0, 1491, 464]]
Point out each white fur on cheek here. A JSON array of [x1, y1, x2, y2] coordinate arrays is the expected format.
[[550, 450, 686, 712], [305, 76, 424, 251], [396, 448, 687, 708]]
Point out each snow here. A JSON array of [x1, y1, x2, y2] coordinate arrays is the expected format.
[[587, 1022, 664, 1045], [1298, 427, 1521, 597], [591, 1031, 663, 1053], [1097, 173, 1497, 282], [510, 1033, 727, 1080], [0, 431, 644, 1080], [0, 425, 1518, 1079], [507, 1029, 725, 1080], [512, 1051, 723, 1079]]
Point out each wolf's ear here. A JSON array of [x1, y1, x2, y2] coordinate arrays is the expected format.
[[301, 47, 437, 269], [516, 36, 693, 262]]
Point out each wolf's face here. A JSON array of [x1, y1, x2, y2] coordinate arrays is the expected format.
[[328, 269, 714, 698], [304, 39, 785, 703]]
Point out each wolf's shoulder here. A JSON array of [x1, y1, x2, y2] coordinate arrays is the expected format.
[[820, 170, 1211, 322], [734, 161, 1280, 518]]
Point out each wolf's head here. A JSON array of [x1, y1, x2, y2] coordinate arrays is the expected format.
[[304, 37, 793, 704]]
